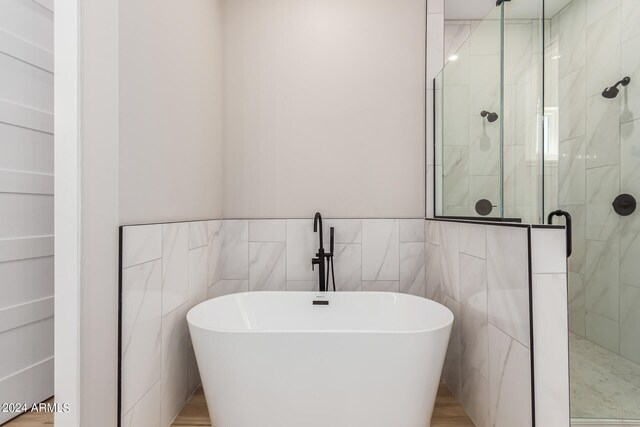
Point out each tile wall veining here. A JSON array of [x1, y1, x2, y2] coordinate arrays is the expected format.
[[440, 16, 546, 221], [120, 218, 426, 426], [552, 0, 640, 365], [425, 219, 569, 427]]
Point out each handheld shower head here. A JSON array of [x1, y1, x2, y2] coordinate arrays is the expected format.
[[481, 110, 499, 123], [602, 76, 631, 99]]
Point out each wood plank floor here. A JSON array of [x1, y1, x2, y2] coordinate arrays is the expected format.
[[1, 384, 473, 426], [2, 398, 54, 426], [172, 383, 474, 427]]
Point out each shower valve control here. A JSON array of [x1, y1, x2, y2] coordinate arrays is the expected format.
[[612, 194, 636, 216]]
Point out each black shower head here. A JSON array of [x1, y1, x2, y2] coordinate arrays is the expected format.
[[602, 76, 631, 99], [481, 110, 499, 123]]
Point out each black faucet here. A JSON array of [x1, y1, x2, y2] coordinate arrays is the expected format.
[[311, 212, 334, 292]]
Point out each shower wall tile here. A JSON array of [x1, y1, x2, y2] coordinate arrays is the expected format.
[[249, 220, 286, 242], [400, 242, 426, 297], [621, 0, 640, 42], [459, 223, 486, 259], [207, 220, 222, 287], [559, 69, 586, 141], [468, 116, 500, 176], [586, 311, 620, 353], [121, 381, 161, 427], [217, 220, 249, 280], [426, 13, 444, 89], [332, 244, 361, 292], [620, 285, 640, 364], [620, 213, 640, 288], [426, 220, 440, 245], [461, 361, 489, 427], [121, 259, 162, 415], [286, 281, 317, 292], [486, 226, 530, 346], [186, 345, 200, 397], [188, 221, 210, 250], [585, 6, 621, 98], [621, 34, 640, 123], [469, 19, 501, 56], [620, 284, 640, 365], [208, 280, 249, 299], [558, 138, 586, 205], [568, 272, 587, 337], [188, 246, 208, 310], [460, 253, 488, 378], [439, 222, 460, 301], [425, 242, 442, 301], [443, 85, 470, 145], [444, 43, 470, 85], [585, 237, 620, 321], [162, 223, 189, 316], [558, 0, 586, 78], [621, 119, 640, 195], [566, 205, 587, 275], [249, 242, 286, 292], [469, 55, 500, 115], [362, 219, 399, 281], [286, 219, 317, 281], [323, 219, 362, 244], [122, 224, 162, 268], [504, 23, 534, 86], [160, 303, 189, 427], [443, 146, 469, 208], [488, 324, 533, 427], [441, 294, 462, 400], [585, 94, 620, 169], [468, 176, 500, 218], [585, 165, 619, 242], [361, 280, 400, 292], [586, 0, 620, 27], [399, 219, 425, 242], [444, 22, 471, 60]]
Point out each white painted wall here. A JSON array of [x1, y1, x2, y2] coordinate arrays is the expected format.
[[221, 0, 426, 219], [0, 0, 54, 423], [119, 0, 223, 224]]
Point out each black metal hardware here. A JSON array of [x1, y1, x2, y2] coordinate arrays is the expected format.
[[313, 300, 329, 306], [312, 213, 336, 292], [602, 76, 631, 99], [612, 194, 636, 216], [481, 110, 499, 123], [475, 199, 496, 216], [547, 210, 573, 257], [496, 0, 511, 6]]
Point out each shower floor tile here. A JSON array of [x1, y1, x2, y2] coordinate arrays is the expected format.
[[570, 333, 640, 421]]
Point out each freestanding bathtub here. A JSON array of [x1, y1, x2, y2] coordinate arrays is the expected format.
[[187, 292, 453, 427]]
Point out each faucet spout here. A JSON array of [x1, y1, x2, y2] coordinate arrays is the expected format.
[[314, 212, 324, 251]]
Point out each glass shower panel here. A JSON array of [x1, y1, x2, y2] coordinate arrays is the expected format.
[[435, 5, 504, 218], [545, 0, 640, 422], [502, 0, 545, 224]]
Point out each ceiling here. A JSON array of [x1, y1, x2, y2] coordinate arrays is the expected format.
[[444, 0, 573, 20]]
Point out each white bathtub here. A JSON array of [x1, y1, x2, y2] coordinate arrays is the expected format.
[[187, 292, 453, 427]]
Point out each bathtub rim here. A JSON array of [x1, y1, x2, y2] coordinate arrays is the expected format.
[[187, 291, 454, 335]]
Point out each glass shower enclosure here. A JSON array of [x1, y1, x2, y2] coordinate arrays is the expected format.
[[433, 0, 640, 424]]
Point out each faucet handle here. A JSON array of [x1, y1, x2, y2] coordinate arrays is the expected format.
[[329, 227, 334, 255], [311, 257, 319, 270]]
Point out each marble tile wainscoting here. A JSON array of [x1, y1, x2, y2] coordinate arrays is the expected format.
[[119, 218, 427, 426], [425, 219, 569, 427]]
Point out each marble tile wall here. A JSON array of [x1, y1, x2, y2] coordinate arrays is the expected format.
[[553, 0, 640, 366], [438, 15, 544, 221], [120, 218, 427, 426], [426, 219, 569, 427]]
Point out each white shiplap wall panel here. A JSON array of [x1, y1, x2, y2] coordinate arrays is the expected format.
[[0, 194, 54, 238], [0, 54, 53, 112], [0, 256, 54, 310], [0, 0, 54, 52], [0, 1, 53, 418], [0, 123, 53, 173], [0, 28, 53, 72]]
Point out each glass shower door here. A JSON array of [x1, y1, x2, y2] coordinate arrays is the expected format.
[[545, 0, 640, 422]]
